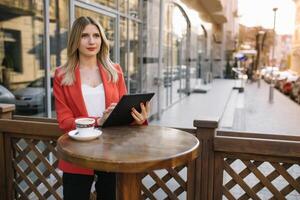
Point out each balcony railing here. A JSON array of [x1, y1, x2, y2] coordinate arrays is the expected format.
[[0, 104, 300, 199]]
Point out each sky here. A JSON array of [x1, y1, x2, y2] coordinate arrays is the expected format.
[[238, 0, 295, 35]]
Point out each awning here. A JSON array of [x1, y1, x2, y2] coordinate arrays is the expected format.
[[181, 0, 227, 24]]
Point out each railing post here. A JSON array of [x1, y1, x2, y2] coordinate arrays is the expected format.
[[0, 104, 15, 200], [193, 119, 218, 200], [0, 104, 15, 119]]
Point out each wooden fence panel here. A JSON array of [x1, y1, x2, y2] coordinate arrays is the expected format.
[[214, 130, 300, 199], [0, 119, 197, 200]]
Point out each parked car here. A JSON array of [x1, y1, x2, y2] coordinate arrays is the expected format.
[[0, 85, 15, 104], [279, 72, 298, 95], [262, 67, 279, 84], [14, 77, 53, 113], [274, 71, 290, 89], [290, 77, 300, 103], [260, 66, 279, 80]]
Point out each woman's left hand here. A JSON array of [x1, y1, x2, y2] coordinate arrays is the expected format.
[[131, 101, 150, 125]]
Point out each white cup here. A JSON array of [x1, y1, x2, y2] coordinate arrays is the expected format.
[[75, 118, 95, 135]]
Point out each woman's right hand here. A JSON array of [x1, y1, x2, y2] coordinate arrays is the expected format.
[[98, 103, 117, 126]]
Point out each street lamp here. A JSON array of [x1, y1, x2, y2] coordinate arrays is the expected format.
[[269, 7, 278, 103]]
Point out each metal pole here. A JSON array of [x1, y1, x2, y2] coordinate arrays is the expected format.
[[44, 0, 51, 118], [157, 0, 164, 119], [269, 7, 277, 103]]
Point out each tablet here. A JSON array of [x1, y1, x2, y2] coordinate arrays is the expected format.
[[102, 92, 155, 127]]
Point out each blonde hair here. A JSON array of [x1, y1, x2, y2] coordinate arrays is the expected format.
[[60, 16, 118, 85]]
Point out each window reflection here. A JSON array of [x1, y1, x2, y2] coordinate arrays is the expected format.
[[0, 0, 69, 116], [128, 20, 140, 93], [120, 17, 128, 85], [119, 0, 128, 14], [129, 0, 139, 18], [88, 0, 116, 9], [0, 0, 45, 115], [50, 0, 69, 70], [75, 7, 116, 61]]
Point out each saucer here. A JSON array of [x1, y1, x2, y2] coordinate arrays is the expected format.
[[68, 129, 102, 141]]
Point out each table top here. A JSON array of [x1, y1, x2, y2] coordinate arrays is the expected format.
[[57, 125, 199, 173]]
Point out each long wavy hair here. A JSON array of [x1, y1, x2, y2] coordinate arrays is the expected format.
[[60, 16, 118, 85]]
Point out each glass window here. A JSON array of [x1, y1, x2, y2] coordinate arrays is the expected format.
[[119, 0, 128, 14], [128, 20, 140, 93], [119, 17, 128, 84], [0, 0, 45, 116], [50, 0, 69, 117], [50, 0, 69, 70], [88, 0, 116, 9], [75, 7, 116, 61], [128, 0, 140, 19]]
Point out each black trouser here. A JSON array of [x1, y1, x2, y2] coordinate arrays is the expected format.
[[63, 171, 116, 200]]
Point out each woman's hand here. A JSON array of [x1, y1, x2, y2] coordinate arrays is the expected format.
[[97, 103, 117, 126], [131, 101, 150, 125]]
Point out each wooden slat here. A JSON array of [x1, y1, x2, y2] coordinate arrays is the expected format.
[[167, 168, 186, 190], [215, 136, 300, 158], [5, 134, 14, 200], [0, 103, 15, 113], [225, 160, 263, 191], [223, 152, 300, 165], [146, 166, 185, 195], [275, 175, 300, 198], [187, 160, 195, 200], [242, 160, 285, 199], [224, 161, 260, 199], [0, 132, 6, 200], [193, 118, 219, 128], [13, 161, 45, 200], [213, 153, 224, 200], [0, 119, 62, 137], [148, 171, 179, 199], [271, 162, 300, 193], [222, 186, 236, 200], [141, 184, 156, 200], [14, 181, 29, 200], [12, 141, 62, 200], [217, 130, 300, 142], [172, 186, 185, 198], [13, 115, 58, 123]]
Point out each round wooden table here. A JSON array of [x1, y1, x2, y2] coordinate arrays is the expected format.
[[57, 125, 199, 200]]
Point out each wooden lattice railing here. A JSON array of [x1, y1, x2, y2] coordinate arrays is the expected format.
[[2, 105, 300, 200], [141, 165, 188, 199], [221, 157, 300, 199], [213, 130, 300, 199], [0, 116, 197, 200]]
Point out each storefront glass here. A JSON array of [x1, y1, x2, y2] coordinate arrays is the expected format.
[[127, 20, 140, 93], [119, 17, 128, 86], [49, 0, 69, 70], [162, 4, 188, 109], [88, 0, 116, 9], [0, 0, 46, 115], [119, 0, 128, 14], [128, 0, 140, 19]]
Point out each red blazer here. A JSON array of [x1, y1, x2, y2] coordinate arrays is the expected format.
[[54, 63, 127, 175]]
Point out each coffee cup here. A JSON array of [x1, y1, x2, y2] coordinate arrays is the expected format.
[[75, 118, 95, 135]]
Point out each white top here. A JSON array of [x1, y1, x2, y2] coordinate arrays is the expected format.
[[81, 84, 105, 117]]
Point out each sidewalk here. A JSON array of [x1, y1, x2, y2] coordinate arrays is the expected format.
[[150, 79, 235, 129], [231, 80, 300, 135], [151, 79, 300, 136]]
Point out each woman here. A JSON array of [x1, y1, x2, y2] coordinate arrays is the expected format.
[[54, 16, 149, 200]]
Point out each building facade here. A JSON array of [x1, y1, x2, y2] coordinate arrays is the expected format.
[[0, 0, 236, 119], [292, 0, 300, 74]]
